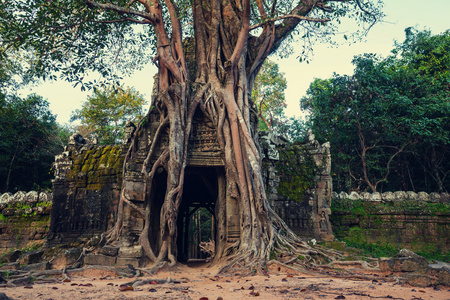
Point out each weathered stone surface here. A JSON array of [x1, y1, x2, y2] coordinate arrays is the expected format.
[[427, 262, 450, 286], [379, 256, 428, 272], [0, 193, 12, 204], [18, 250, 44, 265], [394, 191, 408, 201], [5, 250, 21, 263], [20, 261, 50, 272], [118, 246, 143, 258], [99, 246, 119, 257], [362, 192, 371, 200], [406, 191, 418, 200], [52, 248, 82, 268], [417, 192, 429, 201], [430, 192, 441, 203], [116, 257, 140, 267], [339, 192, 349, 199], [369, 192, 381, 202], [25, 191, 39, 203], [348, 192, 361, 200], [382, 192, 395, 202], [406, 274, 435, 287], [13, 191, 26, 203], [398, 249, 420, 258], [84, 254, 116, 266]]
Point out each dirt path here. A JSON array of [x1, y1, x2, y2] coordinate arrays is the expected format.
[[1, 263, 449, 300]]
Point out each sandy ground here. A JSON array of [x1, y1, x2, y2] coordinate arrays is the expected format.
[[1, 262, 449, 300]]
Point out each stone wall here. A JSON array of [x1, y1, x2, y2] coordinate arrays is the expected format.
[[261, 132, 333, 241], [0, 191, 52, 254], [47, 129, 334, 250], [47, 134, 125, 246], [330, 192, 450, 255]]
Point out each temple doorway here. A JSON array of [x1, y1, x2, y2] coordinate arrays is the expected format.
[[177, 167, 220, 262]]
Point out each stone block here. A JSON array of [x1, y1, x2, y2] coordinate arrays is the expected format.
[[379, 256, 428, 272], [406, 191, 418, 200], [84, 254, 116, 266], [53, 248, 82, 267], [430, 193, 441, 203], [6, 250, 22, 263], [348, 192, 361, 200], [116, 257, 140, 267], [406, 274, 435, 287], [417, 192, 429, 201], [118, 246, 143, 258], [369, 192, 381, 201], [427, 263, 450, 286], [20, 262, 51, 272], [19, 250, 44, 265], [99, 246, 119, 257], [394, 191, 407, 201], [382, 192, 395, 202]]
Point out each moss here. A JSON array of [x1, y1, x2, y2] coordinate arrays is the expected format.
[[276, 146, 319, 201]]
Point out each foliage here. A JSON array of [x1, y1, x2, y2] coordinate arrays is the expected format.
[[302, 29, 450, 193], [0, 0, 384, 87], [252, 60, 287, 132], [71, 84, 146, 144], [0, 93, 64, 192]]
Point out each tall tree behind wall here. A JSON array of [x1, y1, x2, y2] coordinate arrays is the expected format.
[[0, 94, 64, 192], [303, 28, 450, 193]]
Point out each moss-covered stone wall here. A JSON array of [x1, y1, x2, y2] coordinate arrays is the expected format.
[[331, 197, 450, 259], [47, 135, 125, 246], [0, 192, 52, 255]]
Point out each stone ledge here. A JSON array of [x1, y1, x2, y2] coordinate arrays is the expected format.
[[84, 254, 116, 266], [380, 256, 428, 272]]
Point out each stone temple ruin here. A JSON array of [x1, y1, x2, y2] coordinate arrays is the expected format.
[[49, 112, 332, 265]]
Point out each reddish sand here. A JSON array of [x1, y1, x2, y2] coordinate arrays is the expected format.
[[1, 262, 449, 300]]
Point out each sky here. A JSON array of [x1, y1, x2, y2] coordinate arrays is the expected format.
[[18, 0, 450, 125]]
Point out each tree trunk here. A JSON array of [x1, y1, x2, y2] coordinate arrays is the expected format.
[[101, 0, 328, 272]]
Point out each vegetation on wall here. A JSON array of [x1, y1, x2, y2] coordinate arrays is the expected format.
[[331, 198, 450, 262], [276, 145, 320, 201]]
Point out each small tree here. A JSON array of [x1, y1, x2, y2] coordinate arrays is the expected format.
[[252, 59, 287, 132], [71, 84, 146, 144]]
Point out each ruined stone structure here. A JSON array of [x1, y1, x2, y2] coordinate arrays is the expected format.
[[48, 119, 333, 262], [0, 191, 52, 254], [331, 193, 450, 254], [262, 132, 334, 242]]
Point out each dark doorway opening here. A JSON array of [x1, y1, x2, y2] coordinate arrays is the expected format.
[[177, 167, 218, 262]]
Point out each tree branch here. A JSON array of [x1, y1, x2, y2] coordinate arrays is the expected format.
[[86, 0, 156, 23], [250, 14, 330, 31]]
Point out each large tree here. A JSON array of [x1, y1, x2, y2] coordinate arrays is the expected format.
[[302, 29, 450, 193], [0, 94, 64, 192], [0, 0, 383, 270]]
